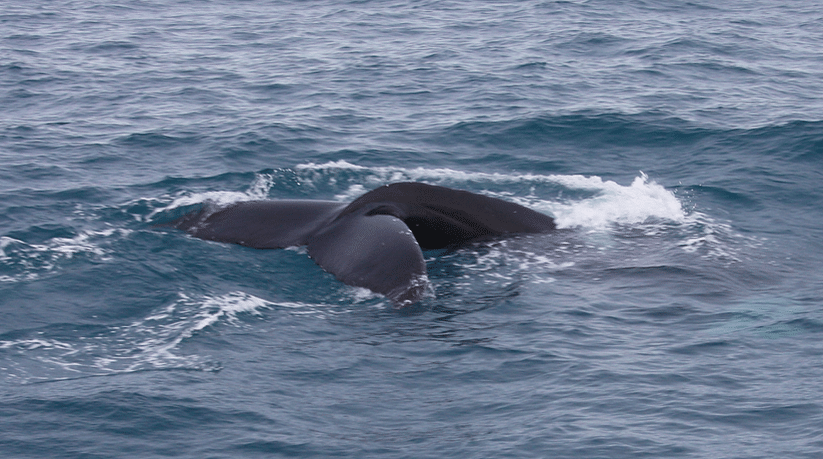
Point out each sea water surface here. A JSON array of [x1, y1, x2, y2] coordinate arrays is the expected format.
[[2, 1, 823, 457]]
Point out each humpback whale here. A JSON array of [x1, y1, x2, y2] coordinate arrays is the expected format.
[[172, 182, 556, 306]]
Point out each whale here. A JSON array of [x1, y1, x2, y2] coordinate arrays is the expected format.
[[171, 182, 556, 306]]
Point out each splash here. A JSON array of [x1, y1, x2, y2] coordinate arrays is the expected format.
[[295, 161, 686, 229], [146, 173, 276, 220], [545, 172, 686, 229], [291, 162, 757, 265]]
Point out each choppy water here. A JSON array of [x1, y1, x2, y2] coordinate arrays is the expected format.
[[2, 1, 823, 457]]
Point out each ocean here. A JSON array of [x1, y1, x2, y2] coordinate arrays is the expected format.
[[2, 1, 822, 457]]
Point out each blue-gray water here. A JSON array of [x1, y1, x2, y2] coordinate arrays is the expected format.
[[2, 1, 823, 457]]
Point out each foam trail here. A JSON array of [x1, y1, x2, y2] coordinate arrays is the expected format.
[[131, 291, 273, 367], [295, 162, 686, 229], [0, 290, 364, 383], [295, 160, 563, 185], [0, 291, 271, 383]]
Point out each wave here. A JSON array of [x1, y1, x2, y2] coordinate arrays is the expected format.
[[0, 290, 351, 384]]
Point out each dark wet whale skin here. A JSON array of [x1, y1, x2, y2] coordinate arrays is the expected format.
[[172, 182, 556, 306]]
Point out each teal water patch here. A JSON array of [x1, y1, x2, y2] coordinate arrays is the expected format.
[[704, 298, 820, 339]]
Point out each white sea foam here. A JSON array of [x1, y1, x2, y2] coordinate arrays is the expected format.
[[450, 242, 575, 288], [296, 160, 559, 185], [540, 173, 686, 229], [150, 173, 276, 218], [295, 161, 686, 229], [676, 212, 763, 264], [131, 291, 273, 364], [0, 236, 23, 261], [33, 229, 126, 259], [0, 290, 358, 383], [0, 229, 131, 283], [0, 338, 75, 351], [335, 183, 368, 201]]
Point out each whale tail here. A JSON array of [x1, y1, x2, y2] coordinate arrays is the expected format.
[[169, 182, 555, 306], [307, 211, 429, 306]]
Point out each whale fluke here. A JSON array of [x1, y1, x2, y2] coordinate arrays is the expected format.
[[171, 182, 555, 306]]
